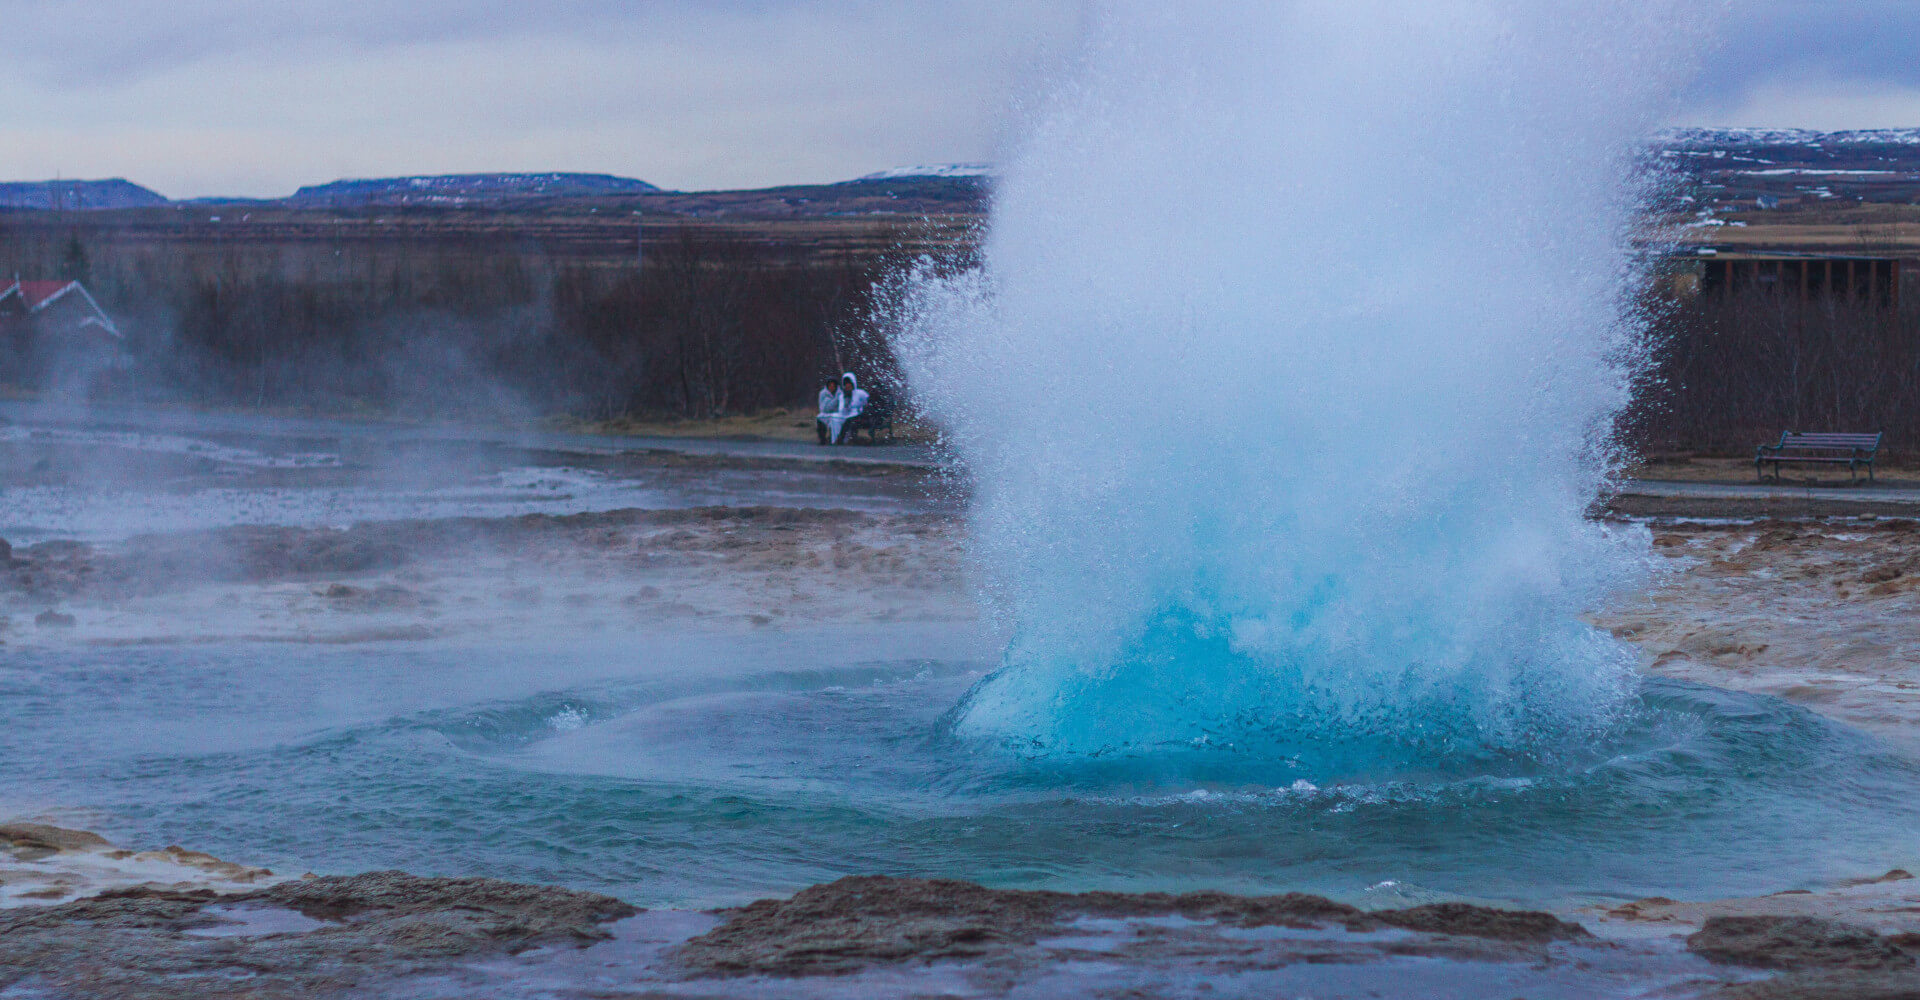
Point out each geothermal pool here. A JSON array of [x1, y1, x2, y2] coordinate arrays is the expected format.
[[6, 620, 1920, 911]]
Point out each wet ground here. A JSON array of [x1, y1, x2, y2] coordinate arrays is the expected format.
[[5, 405, 1920, 998]]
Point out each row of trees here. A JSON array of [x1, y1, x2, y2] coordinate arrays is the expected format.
[[0, 225, 905, 421], [7, 222, 1920, 455], [1627, 285, 1920, 458]]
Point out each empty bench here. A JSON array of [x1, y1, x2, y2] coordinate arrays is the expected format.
[[1755, 431, 1883, 483]]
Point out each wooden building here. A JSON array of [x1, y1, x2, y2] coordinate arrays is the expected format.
[[0, 279, 126, 386], [1687, 252, 1903, 307]]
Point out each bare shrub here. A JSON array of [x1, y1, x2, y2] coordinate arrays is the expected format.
[[0, 224, 904, 422]]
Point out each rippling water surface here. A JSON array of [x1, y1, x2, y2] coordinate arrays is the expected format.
[[5, 629, 1916, 909]]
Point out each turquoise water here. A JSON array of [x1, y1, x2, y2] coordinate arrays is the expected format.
[[5, 627, 1917, 909]]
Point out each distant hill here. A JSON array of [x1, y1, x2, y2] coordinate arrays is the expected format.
[[0, 179, 168, 210], [1659, 127, 1920, 149], [288, 173, 662, 208]]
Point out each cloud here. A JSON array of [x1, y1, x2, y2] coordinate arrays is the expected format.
[[1682, 80, 1920, 132], [1673, 0, 1920, 127], [0, 1, 1082, 197], [2, 1, 1917, 197]]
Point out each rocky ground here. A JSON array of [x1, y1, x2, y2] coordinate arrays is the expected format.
[[0, 504, 970, 646], [0, 822, 637, 999], [9, 821, 1919, 999], [1595, 512, 1920, 750]]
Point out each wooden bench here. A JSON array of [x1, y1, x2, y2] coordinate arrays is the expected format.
[[842, 393, 895, 444], [1755, 431, 1883, 483]]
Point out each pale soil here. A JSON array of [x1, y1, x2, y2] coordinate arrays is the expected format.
[[10, 487, 1920, 756], [1596, 516, 1920, 751], [22, 491, 1920, 763], [0, 506, 972, 647], [11, 500, 1920, 755]]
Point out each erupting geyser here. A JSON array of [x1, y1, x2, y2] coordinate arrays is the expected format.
[[896, 2, 1713, 762]]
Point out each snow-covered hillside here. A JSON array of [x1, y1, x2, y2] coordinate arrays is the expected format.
[[852, 164, 996, 182]]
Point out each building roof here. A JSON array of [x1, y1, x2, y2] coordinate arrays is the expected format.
[[1676, 247, 1904, 262], [0, 279, 120, 337], [16, 280, 78, 310]]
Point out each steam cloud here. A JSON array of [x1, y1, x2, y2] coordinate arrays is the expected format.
[[895, 1, 1716, 761]]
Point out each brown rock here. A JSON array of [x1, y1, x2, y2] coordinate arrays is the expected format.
[[246, 870, 636, 944], [673, 875, 1588, 978], [130, 845, 275, 883], [0, 823, 113, 856], [1687, 915, 1912, 970], [1838, 869, 1914, 887], [1, 823, 110, 868], [1712, 968, 1920, 999], [0, 869, 640, 999], [314, 583, 431, 611], [675, 876, 1076, 976], [1376, 901, 1591, 942]]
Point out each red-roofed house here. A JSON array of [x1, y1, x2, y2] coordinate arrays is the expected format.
[[0, 278, 127, 388]]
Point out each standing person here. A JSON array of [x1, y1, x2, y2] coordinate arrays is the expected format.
[[815, 378, 842, 445]]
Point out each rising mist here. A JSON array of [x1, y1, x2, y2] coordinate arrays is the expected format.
[[896, 0, 1717, 760]]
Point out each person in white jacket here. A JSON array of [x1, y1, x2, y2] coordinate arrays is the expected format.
[[823, 372, 868, 444], [815, 378, 842, 445]]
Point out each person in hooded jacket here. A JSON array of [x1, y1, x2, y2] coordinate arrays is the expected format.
[[815, 377, 843, 445], [823, 372, 868, 444]]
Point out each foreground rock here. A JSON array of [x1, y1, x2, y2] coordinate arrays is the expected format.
[[2, 824, 636, 998], [0, 873, 636, 999], [673, 875, 1587, 977], [0, 871, 1630, 999], [1587, 879, 1920, 1000], [1688, 915, 1913, 971], [1, 822, 278, 906], [6, 827, 1917, 998]]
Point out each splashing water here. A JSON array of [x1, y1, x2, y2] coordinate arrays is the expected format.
[[896, 2, 1713, 764]]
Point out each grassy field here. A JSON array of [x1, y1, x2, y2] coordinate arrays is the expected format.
[[1630, 454, 1920, 487], [1661, 203, 1920, 253]]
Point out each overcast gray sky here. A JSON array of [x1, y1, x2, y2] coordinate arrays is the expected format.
[[1, 0, 1915, 199]]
